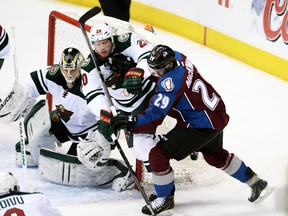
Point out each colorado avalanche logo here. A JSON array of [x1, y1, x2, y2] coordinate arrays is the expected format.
[[161, 78, 174, 92]]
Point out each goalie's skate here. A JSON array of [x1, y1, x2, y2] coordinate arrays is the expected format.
[[142, 196, 174, 215]]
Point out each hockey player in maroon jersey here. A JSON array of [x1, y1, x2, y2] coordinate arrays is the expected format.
[[0, 172, 62, 216], [109, 44, 274, 215], [0, 24, 11, 70]]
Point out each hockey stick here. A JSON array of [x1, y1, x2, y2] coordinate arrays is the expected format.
[[11, 27, 34, 193], [78, 7, 156, 216]]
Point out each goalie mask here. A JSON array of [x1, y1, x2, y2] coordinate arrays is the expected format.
[[60, 47, 84, 86], [147, 44, 176, 77], [0, 172, 20, 195]]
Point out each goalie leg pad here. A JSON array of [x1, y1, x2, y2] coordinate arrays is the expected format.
[[38, 148, 131, 187], [111, 160, 135, 192], [15, 144, 38, 167], [25, 100, 51, 142]]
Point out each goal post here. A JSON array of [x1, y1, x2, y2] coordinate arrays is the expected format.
[[46, 10, 224, 189]]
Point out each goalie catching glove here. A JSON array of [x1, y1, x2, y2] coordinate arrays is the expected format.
[[123, 67, 144, 96], [77, 130, 112, 171]]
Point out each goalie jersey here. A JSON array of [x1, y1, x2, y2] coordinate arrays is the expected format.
[[0, 191, 62, 216], [0, 24, 11, 59], [24, 65, 98, 136], [81, 32, 158, 116]]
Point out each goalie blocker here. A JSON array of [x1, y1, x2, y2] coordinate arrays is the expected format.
[[39, 148, 135, 192]]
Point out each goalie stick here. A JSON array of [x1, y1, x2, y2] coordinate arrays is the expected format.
[[11, 27, 34, 193], [78, 7, 156, 216]]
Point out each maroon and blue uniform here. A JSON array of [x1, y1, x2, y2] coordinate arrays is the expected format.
[[132, 51, 229, 133], [130, 49, 256, 200]]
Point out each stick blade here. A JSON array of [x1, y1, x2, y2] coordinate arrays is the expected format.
[[78, 6, 101, 26]]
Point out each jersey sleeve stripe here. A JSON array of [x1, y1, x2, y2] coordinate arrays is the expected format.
[[0, 31, 9, 52], [30, 70, 48, 94], [138, 51, 151, 62], [85, 89, 105, 104]]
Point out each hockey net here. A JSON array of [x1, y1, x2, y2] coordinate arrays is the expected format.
[[47, 10, 224, 189]]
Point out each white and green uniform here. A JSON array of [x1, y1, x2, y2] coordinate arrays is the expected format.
[[24, 64, 98, 143], [81, 32, 159, 167], [81, 32, 157, 116], [0, 191, 62, 216], [20, 65, 132, 188]]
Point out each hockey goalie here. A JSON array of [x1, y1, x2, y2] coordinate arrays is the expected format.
[[0, 47, 134, 192]]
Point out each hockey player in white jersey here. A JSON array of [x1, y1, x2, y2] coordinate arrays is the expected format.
[[80, 23, 159, 172], [0, 172, 62, 216], [0, 24, 11, 70], [0, 47, 134, 191]]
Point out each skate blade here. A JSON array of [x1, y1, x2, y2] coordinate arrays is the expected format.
[[146, 209, 173, 216], [254, 185, 275, 203]]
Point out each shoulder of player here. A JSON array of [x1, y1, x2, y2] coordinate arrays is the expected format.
[[159, 67, 185, 92], [81, 53, 108, 73], [81, 55, 95, 73], [45, 64, 63, 80], [113, 32, 133, 52]]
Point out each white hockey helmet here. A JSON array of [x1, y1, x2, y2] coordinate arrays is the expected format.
[[59, 47, 84, 84], [89, 23, 114, 44], [0, 172, 20, 194]]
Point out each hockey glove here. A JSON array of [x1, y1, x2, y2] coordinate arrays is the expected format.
[[123, 67, 144, 96], [108, 53, 136, 73], [77, 130, 112, 171], [98, 110, 114, 142], [110, 114, 137, 131]]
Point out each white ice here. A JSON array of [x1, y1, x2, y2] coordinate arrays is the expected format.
[[0, 0, 287, 215]]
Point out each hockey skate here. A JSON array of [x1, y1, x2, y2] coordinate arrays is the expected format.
[[142, 195, 174, 215], [246, 167, 274, 203], [148, 185, 175, 202]]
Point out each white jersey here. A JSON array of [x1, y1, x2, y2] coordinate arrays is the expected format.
[[81, 32, 157, 116], [24, 65, 98, 136], [0, 192, 62, 216], [0, 25, 11, 59]]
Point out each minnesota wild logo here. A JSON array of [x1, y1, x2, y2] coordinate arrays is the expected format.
[[55, 104, 73, 122]]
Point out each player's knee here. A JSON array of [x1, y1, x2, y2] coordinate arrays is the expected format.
[[202, 149, 230, 168], [149, 146, 170, 173]]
